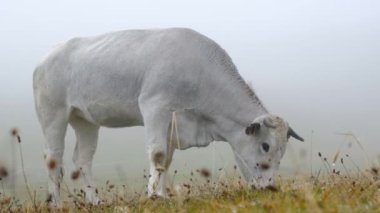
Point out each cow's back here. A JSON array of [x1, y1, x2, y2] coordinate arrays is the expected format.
[[34, 28, 229, 127]]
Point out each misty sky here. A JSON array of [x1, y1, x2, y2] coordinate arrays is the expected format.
[[0, 0, 379, 186]]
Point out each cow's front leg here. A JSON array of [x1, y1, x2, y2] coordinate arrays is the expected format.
[[147, 144, 174, 197], [139, 102, 176, 198]]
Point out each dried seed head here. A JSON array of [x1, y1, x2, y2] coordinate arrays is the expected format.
[[200, 168, 211, 178], [333, 151, 340, 163], [0, 197, 11, 205], [10, 128, 18, 136], [71, 170, 81, 180], [10, 128, 21, 143], [0, 166, 8, 178], [371, 167, 378, 175], [47, 158, 57, 170]]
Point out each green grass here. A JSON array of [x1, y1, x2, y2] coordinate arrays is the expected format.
[[1, 170, 379, 212]]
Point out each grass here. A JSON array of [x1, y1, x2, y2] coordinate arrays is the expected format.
[[1, 128, 379, 212], [0, 167, 379, 212]]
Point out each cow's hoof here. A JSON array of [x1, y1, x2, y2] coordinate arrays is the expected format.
[[46, 193, 61, 208]]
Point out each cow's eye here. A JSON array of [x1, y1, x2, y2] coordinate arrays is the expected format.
[[262, 142, 270, 152]]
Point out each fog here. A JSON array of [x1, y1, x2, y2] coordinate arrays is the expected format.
[[0, 0, 379, 189]]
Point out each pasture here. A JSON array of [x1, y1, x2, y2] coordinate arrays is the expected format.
[[0, 131, 379, 212], [0, 170, 379, 212]]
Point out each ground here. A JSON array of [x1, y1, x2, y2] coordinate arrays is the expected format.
[[1, 167, 379, 213]]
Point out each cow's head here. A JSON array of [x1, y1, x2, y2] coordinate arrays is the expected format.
[[232, 114, 303, 188]]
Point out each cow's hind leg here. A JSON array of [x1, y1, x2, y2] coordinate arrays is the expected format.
[[140, 106, 175, 198], [70, 117, 100, 205], [38, 108, 68, 207]]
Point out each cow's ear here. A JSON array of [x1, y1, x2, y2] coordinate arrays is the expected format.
[[245, 123, 260, 135]]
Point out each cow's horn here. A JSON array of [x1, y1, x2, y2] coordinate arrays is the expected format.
[[288, 127, 304, 142]]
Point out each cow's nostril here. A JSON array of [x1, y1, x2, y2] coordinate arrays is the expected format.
[[260, 163, 270, 170]]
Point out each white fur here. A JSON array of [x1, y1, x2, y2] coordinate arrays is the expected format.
[[33, 28, 298, 206]]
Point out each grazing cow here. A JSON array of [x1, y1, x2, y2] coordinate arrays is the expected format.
[[33, 28, 304, 206]]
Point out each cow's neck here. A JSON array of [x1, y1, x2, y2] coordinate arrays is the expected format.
[[206, 75, 268, 144]]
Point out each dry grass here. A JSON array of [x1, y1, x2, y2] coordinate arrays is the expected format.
[[0, 168, 379, 212], [1, 128, 379, 212]]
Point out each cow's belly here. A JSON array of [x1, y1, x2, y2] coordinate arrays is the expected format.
[[72, 100, 144, 128]]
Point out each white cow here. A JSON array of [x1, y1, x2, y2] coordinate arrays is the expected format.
[[33, 28, 303, 206]]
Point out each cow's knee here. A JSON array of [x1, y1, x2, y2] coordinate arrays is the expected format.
[[148, 144, 169, 171], [153, 151, 166, 172], [45, 153, 64, 185]]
